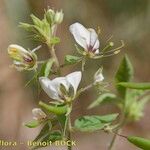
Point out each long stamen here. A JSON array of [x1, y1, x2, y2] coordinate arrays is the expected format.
[[102, 40, 124, 55], [102, 50, 121, 58], [93, 41, 124, 59], [102, 42, 114, 52], [32, 45, 42, 53]]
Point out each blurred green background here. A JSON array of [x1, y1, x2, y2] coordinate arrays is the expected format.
[[0, 0, 150, 149]]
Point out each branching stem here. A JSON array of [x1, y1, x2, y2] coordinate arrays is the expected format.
[[108, 111, 126, 150], [47, 42, 61, 76]]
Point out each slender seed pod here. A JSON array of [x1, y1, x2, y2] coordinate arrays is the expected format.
[[127, 136, 150, 150], [39, 101, 68, 115]]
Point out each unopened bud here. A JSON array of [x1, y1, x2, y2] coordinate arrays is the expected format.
[[54, 10, 64, 24], [8, 44, 37, 71], [32, 108, 46, 120], [94, 68, 104, 83], [109, 42, 114, 47]]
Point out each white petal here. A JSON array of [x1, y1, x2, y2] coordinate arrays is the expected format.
[[52, 77, 70, 91], [49, 77, 70, 100], [94, 73, 104, 83], [94, 49, 100, 54], [88, 29, 100, 50], [32, 108, 46, 120], [39, 77, 60, 100], [66, 71, 82, 95], [8, 44, 29, 54], [69, 22, 90, 50], [93, 40, 100, 52]]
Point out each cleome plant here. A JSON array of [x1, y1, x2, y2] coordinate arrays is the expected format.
[[7, 8, 150, 150]]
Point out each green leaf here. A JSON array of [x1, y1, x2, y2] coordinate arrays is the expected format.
[[32, 128, 62, 149], [65, 55, 81, 65], [39, 101, 68, 115], [74, 114, 118, 132], [30, 14, 42, 27], [31, 120, 62, 149], [57, 115, 67, 129], [24, 120, 42, 128], [115, 54, 134, 98], [40, 58, 54, 77], [127, 136, 150, 150], [19, 22, 34, 32], [34, 122, 51, 142], [96, 114, 119, 123], [88, 93, 117, 109], [118, 82, 150, 90]]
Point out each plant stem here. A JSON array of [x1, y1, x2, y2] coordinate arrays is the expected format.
[[81, 56, 86, 72], [47, 42, 61, 75], [67, 114, 72, 150], [108, 111, 126, 150], [76, 83, 94, 98], [108, 129, 120, 150]]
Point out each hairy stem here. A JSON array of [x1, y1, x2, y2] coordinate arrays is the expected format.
[[108, 129, 120, 150], [67, 115, 72, 150], [76, 83, 94, 98], [108, 111, 126, 150], [47, 43, 61, 75]]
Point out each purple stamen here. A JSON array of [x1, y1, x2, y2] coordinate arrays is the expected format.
[[23, 56, 33, 63]]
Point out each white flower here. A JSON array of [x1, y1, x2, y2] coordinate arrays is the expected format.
[[8, 44, 37, 71], [32, 108, 46, 120], [94, 68, 104, 83], [69, 22, 100, 54], [39, 71, 82, 101]]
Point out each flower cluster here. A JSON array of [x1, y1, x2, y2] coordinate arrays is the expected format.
[[7, 8, 148, 150]]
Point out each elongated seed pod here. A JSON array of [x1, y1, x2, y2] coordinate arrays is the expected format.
[[127, 136, 150, 150], [39, 101, 68, 115]]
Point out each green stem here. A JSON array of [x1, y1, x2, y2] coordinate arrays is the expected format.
[[108, 129, 121, 150], [81, 56, 86, 72], [108, 111, 126, 150], [75, 83, 94, 98], [63, 117, 68, 138], [47, 43, 61, 76], [67, 114, 72, 150]]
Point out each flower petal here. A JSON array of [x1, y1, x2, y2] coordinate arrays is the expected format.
[[8, 44, 30, 56], [88, 29, 100, 51], [39, 77, 60, 100], [94, 49, 100, 54], [94, 72, 104, 83], [52, 77, 70, 91], [32, 108, 46, 120], [69, 22, 90, 50], [66, 71, 82, 95]]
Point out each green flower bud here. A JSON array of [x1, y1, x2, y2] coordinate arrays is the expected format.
[[45, 9, 55, 25], [8, 44, 37, 71]]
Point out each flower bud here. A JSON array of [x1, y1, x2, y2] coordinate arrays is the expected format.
[[109, 42, 114, 47], [94, 68, 104, 83], [54, 10, 64, 24], [45, 9, 55, 25], [32, 108, 46, 120], [8, 44, 37, 71]]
